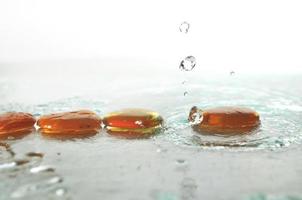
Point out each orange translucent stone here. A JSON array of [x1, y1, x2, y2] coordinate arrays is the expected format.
[[37, 110, 101, 138], [103, 108, 163, 138], [189, 106, 260, 135], [0, 112, 36, 139]]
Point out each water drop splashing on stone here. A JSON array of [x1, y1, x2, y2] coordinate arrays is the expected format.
[[188, 106, 203, 126], [179, 21, 190, 34], [179, 56, 196, 71]]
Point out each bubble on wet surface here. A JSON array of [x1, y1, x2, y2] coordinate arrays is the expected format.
[[179, 21, 190, 34], [179, 56, 196, 71]]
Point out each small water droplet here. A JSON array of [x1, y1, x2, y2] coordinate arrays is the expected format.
[[55, 188, 67, 196], [182, 81, 186, 84], [179, 56, 196, 71], [0, 162, 16, 170], [179, 21, 190, 34], [135, 120, 144, 127], [30, 165, 55, 174], [48, 176, 63, 184], [184, 91, 188, 96], [230, 71, 235, 75], [7, 136, 15, 140]]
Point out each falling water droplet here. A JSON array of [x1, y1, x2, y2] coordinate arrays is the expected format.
[[179, 56, 196, 71], [179, 21, 190, 34]]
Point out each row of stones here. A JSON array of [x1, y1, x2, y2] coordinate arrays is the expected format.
[[0, 107, 260, 139]]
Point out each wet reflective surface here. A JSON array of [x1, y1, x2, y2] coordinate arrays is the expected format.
[[1, 62, 302, 199]]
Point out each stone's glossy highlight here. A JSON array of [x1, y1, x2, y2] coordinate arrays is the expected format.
[[37, 110, 101, 137], [189, 106, 260, 135], [103, 108, 163, 138], [0, 112, 36, 139]]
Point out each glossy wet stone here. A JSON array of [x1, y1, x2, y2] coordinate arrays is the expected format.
[[189, 106, 260, 135], [103, 108, 163, 138], [37, 110, 101, 137], [0, 112, 36, 139]]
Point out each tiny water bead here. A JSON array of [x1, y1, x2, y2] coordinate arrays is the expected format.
[[188, 106, 260, 135], [0, 112, 36, 139], [103, 108, 163, 138], [179, 56, 196, 71], [37, 110, 102, 138], [179, 21, 190, 34]]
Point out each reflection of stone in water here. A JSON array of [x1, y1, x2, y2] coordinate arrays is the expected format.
[[26, 152, 44, 158]]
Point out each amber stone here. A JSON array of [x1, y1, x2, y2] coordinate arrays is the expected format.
[[37, 110, 101, 137], [188, 106, 260, 135], [0, 112, 36, 139], [103, 108, 163, 138]]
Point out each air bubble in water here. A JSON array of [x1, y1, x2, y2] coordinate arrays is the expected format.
[[179, 56, 196, 71], [179, 21, 190, 34]]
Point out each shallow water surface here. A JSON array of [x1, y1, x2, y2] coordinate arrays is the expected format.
[[1, 63, 302, 199]]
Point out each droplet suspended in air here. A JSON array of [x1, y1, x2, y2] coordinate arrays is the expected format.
[[179, 21, 190, 34], [179, 56, 196, 71]]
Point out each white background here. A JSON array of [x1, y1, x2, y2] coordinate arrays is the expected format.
[[0, 0, 302, 72]]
